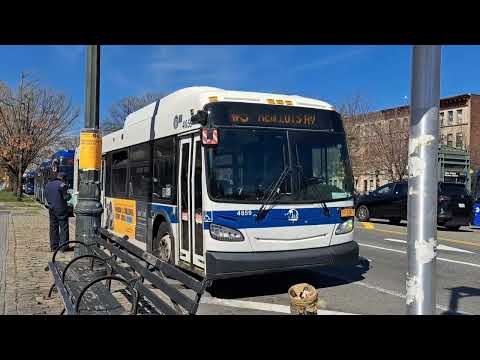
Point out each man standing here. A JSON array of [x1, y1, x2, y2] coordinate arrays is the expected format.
[[44, 172, 73, 252]]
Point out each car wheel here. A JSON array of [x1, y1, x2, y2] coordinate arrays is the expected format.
[[356, 205, 370, 222], [445, 225, 460, 231], [153, 222, 175, 264], [389, 218, 401, 225]]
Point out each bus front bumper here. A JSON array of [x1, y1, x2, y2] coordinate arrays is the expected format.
[[205, 241, 359, 280]]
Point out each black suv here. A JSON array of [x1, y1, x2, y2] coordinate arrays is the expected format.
[[355, 181, 473, 230]]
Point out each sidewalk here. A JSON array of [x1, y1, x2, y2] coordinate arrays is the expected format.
[[0, 202, 74, 315]]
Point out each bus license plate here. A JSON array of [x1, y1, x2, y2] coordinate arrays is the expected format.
[[341, 208, 355, 217], [458, 203, 465, 208]]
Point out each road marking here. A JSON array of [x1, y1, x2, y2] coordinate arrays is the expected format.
[[358, 227, 480, 248], [360, 222, 375, 230], [384, 238, 474, 254], [200, 296, 357, 315], [360, 243, 407, 254], [359, 243, 480, 268], [316, 270, 470, 315]]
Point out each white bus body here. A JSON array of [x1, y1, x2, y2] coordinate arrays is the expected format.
[[91, 87, 358, 279]]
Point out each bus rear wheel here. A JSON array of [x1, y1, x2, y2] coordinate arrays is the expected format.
[[153, 222, 175, 265]]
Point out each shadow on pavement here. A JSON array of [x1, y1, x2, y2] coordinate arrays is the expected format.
[[437, 227, 473, 233], [441, 286, 480, 315], [365, 219, 474, 233], [208, 257, 370, 299], [366, 219, 406, 227]]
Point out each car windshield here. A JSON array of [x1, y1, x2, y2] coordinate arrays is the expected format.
[[206, 128, 353, 203], [440, 183, 468, 196]]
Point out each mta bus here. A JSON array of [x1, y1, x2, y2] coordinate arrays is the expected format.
[[35, 160, 51, 203], [34, 150, 75, 213], [23, 171, 36, 195], [96, 87, 358, 279]]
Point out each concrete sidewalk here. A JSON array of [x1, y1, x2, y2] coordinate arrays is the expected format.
[[0, 203, 74, 315]]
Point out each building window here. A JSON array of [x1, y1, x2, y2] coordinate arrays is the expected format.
[[448, 110, 453, 124], [440, 134, 445, 145], [363, 180, 367, 192], [447, 133, 453, 147], [440, 112, 444, 126], [355, 179, 358, 189], [456, 133, 463, 149], [457, 109, 463, 123], [369, 179, 374, 190]]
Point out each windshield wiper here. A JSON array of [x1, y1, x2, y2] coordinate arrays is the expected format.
[[256, 167, 291, 222], [295, 164, 331, 217]]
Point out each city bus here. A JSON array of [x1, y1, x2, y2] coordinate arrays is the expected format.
[[98, 87, 358, 279], [35, 160, 51, 203], [23, 170, 36, 195], [34, 150, 75, 213]]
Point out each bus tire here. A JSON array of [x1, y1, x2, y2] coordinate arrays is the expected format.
[[153, 222, 175, 265]]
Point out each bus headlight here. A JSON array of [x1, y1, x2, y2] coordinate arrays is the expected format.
[[335, 218, 354, 235], [209, 224, 244, 242]]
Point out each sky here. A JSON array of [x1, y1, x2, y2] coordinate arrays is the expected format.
[[0, 45, 479, 135]]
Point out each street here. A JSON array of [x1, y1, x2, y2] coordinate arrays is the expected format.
[[1, 201, 479, 315], [199, 220, 480, 315]]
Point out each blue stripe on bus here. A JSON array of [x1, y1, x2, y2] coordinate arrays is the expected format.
[[203, 207, 343, 230], [149, 203, 347, 230], [151, 203, 178, 223]]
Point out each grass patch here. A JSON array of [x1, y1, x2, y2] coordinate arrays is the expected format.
[[0, 190, 36, 203]]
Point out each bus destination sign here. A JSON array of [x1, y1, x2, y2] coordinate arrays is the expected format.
[[230, 113, 316, 127], [206, 102, 342, 131]]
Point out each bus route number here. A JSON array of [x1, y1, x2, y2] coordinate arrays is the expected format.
[[237, 210, 253, 216]]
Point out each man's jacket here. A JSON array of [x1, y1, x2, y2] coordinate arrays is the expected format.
[[44, 178, 71, 213]]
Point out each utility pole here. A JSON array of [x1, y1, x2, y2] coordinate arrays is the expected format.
[[74, 45, 103, 257], [406, 45, 441, 314]]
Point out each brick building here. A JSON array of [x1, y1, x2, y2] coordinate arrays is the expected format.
[[349, 93, 480, 193]]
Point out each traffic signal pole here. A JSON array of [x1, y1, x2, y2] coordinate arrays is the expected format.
[[406, 45, 441, 314], [74, 45, 103, 257]]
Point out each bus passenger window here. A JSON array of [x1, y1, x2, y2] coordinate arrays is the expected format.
[[153, 138, 175, 201], [112, 150, 128, 197]]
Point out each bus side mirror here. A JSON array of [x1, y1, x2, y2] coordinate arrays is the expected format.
[[191, 110, 208, 126]]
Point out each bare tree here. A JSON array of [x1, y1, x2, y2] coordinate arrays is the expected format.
[[339, 95, 376, 182], [366, 110, 409, 182], [102, 92, 163, 134], [339, 95, 409, 185], [0, 73, 79, 200]]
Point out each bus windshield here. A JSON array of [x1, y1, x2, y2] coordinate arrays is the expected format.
[[206, 128, 353, 204]]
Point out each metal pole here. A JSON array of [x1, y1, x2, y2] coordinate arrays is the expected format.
[[406, 45, 441, 315], [74, 45, 103, 257]]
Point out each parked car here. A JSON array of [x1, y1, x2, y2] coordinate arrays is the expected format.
[[355, 181, 473, 230]]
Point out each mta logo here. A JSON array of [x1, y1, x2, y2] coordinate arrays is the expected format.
[[286, 209, 299, 222]]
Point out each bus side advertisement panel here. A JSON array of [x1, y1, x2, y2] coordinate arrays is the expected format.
[[111, 198, 137, 240]]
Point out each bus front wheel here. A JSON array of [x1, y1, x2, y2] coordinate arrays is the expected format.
[[153, 222, 175, 265]]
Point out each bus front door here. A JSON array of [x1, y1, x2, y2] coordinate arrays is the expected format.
[[178, 135, 205, 270]]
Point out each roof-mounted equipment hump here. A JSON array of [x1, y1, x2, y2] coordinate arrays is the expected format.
[[191, 110, 208, 126]]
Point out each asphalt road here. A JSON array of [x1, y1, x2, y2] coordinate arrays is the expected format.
[[200, 220, 480, 315]]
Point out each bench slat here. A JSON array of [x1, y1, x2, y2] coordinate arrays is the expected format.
[[99, 230, 205, 293], [50, 260, 128, 315], [96, 241, 198, 313], [48, 262, 76, 314]]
